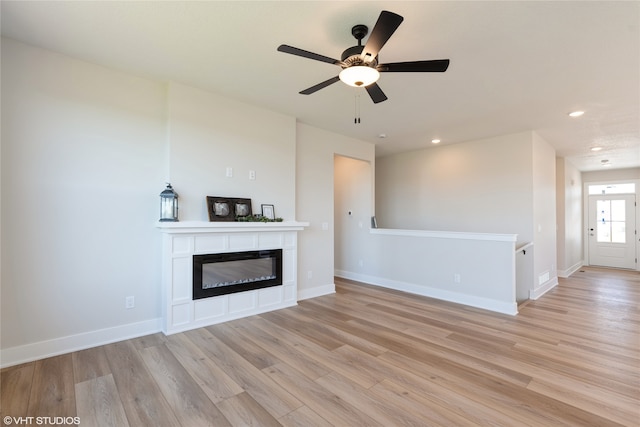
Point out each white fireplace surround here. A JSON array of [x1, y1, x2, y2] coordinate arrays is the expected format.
[[157, 221, 308, 335]]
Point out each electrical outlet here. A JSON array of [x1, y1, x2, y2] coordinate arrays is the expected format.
[[125, 296, 135, 309], [307, 270, 313, 279], [226, 167, 233, 178], [249, 170, 256, 180], [454, 274, 461, 283]]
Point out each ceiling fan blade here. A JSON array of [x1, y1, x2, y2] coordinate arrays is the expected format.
[[378, 59, 450, 72], [277, 44, 342, 65], [300, 76, 341, 95], [365, 83, 388, 103], [361, 11, 404, 62]]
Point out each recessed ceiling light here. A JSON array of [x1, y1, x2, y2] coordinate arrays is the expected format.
[[568, 111, 584, 117], [378, 133, 387, 139], [431, 139, 441, 144], [590, 146, 603, 151]]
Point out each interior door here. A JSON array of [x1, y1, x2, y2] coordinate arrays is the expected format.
[[588, 194, 636, 269]]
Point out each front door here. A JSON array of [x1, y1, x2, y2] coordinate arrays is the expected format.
[[588, 194, 636, 269]]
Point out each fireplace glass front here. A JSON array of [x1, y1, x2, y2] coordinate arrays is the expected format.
[[192, 249, 282, 299]]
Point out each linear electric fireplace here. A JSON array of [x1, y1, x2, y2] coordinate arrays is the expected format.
[[193, 249, 283, 299]]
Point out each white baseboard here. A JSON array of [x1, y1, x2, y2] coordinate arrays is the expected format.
[[558, 261, 583, 278], [0, 318, 162, 368], [335, 270, 518, 316], [297, 283, 335, 301], [530, 277, 559, 300]]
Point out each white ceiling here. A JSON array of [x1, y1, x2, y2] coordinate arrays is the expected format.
[[2, 1, 638, 171]]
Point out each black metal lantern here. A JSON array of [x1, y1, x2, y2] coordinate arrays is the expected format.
[[159, 183, 179, 222]]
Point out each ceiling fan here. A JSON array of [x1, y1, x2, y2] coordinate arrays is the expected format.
[[277, 10, 450, 104]]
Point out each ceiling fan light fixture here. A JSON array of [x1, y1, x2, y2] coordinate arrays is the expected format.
[[339, 66, 380, 87]]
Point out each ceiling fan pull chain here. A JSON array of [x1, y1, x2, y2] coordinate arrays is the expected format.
[[354, 93, 361, 124]]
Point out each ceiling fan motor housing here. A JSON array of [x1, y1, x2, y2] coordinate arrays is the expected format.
[[341, 24, 378, 68], [341, 45, 364, 63]]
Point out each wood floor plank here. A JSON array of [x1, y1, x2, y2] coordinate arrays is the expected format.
[[75, 374, 129, 427], [315, 370, 465, 427], [287, 304, 391, 357], [225, 316, 332, 380], [184, 327, 303, 418], [527, 378, 640, 426], [72, 346, 111, 383], [164, 333, 244, 403], [372, 367, 520, 426], [557, 338, 639, 366], [1, 363, 34, 417], [367, 378, 482, 427], [207, 321, 282, 370], [512, 341, 639, 391], [216, 391, 281, 427], [260, 308, 347, 351], [263, 362, 384, 427], [27, 354, 76, 423], [255, 315, 386, 389], [410, 323, 639, 403], [129, 332, 168, 351], [278, 405, 333, 427], [380, 348, 624, 426], [313, 304, 534, 389], [103, 340, 181, 427], [139, 343, 232, 427]]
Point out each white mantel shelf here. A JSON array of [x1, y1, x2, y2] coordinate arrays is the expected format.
[[157, 220, 309, 234]]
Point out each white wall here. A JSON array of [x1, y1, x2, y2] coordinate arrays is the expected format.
[[375, 131, 558, 300], [1, 39, 166, 355], [582, 167, 640, 183], [334, 144, 523, 314], [556, 157, 583, 277], [344, 229, 519, 314], [335, 144, 520, 314], [531, 132, 558, 294], [295, 124, 375, 300], [166, 83, 296, 221], [376, 132, 535, 245]]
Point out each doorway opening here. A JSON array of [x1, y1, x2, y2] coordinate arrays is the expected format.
[[586, 182, 637, 269], [334, 155, 373, 278]]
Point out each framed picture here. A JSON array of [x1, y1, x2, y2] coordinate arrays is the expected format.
[[262, 204, 275, 220], [234, 198, 252, 219], [207, 197, 252, 221]]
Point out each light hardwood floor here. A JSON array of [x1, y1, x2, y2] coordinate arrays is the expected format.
[[2, 267, 639, 426]]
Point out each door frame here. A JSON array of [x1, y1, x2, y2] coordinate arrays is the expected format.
[[583, 179, 640, 271]]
